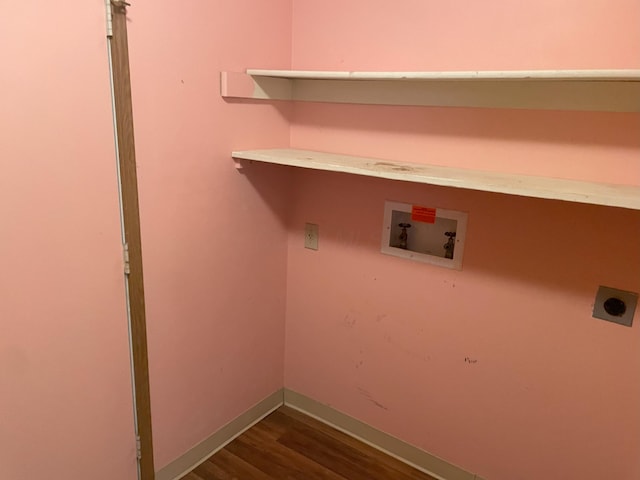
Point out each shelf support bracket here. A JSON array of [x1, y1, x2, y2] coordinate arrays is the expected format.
[[221, 72, 293, 101]]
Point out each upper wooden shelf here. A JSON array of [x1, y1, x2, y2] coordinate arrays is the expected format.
[[245, 69, 640, 82], [221, 69, 640, 112], [232, 148, 640, 210]]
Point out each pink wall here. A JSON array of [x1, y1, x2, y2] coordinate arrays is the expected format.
[[5, 2, 636, 478], [291, 0, 640, 71], [286, 2, 640, 480], [126, 1, 293, 470], [0, 2, 137, 479]]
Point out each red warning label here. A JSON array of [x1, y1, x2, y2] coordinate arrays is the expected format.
[[411, 205, 436, 223]]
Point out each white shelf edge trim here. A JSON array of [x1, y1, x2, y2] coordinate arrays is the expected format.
[[246, 69, 640, 81], [232, 148, 640, 210]]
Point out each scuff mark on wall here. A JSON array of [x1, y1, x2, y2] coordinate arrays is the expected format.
[[382, 327, 430, 362], [376, 313, 387, 322], [357, 387, 389, 410], [342, 312, 357, 328]]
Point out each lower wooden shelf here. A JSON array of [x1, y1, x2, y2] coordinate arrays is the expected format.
[[232, 148, 640, 210]]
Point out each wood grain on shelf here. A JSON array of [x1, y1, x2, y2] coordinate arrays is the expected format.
[[232, 148, 640, 210]]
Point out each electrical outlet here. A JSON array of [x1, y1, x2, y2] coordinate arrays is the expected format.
[[592, 285, 637, 327], [304, 223, 319, 250]]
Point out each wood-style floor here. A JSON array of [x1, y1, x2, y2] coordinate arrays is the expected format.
[[181, 406, 437, 480]]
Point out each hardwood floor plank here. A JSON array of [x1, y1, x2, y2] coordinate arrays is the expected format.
[[248, 414, 287, 440], [181, 472, 205, 480], [278, 427, 423, 480], [276, 428, 383, 480], [276, 407, 437, 479], [180, 406, 437, 480], [195, 449, 273, 480], [227, 427, 346, 480]]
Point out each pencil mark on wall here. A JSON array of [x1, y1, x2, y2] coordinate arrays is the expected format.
[[464, 357, 478, 364], [357, 387, 389, 410], [356, 348, 364, 369]]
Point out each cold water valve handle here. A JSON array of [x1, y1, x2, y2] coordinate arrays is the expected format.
[[444, 231, 456, 259], [398, 223, 412, 249]]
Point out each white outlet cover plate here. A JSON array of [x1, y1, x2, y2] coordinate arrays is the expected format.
[[304, 223, 319, 250]]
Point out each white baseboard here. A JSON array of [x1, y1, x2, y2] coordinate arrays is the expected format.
[[155, 387, 486, 480], [155, 388, 284, 480], [284, 388, 483, 480]]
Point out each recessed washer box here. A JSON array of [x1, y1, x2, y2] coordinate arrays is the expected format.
[[381, 201, 468, 270], [592, 286, 637, 327]]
